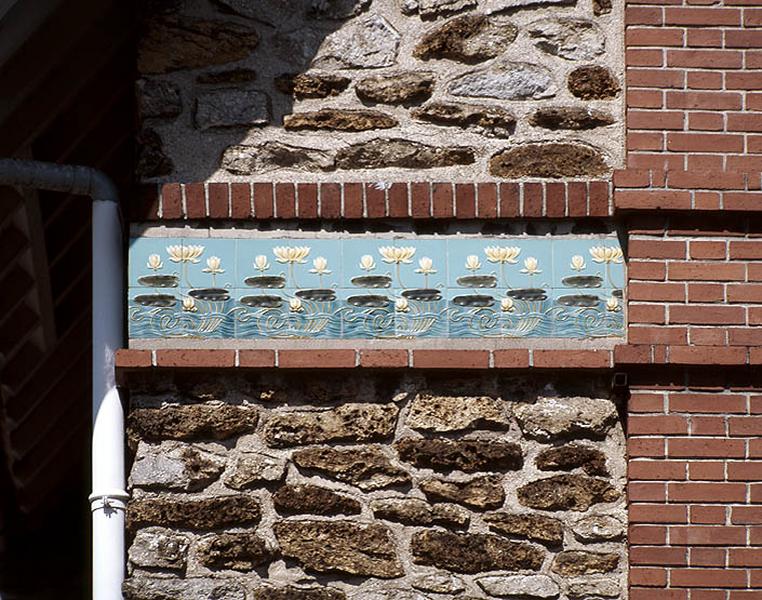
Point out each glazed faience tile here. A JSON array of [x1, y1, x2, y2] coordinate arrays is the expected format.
[[553, 238, 625, 292], [234, 288, 340, 339], [129, 237, 184, 289], [339, 288, 395, 339], [128, 234, 625, 341], [550, 288, 625, 339]]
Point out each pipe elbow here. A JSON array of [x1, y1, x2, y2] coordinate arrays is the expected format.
[[0, 158, 118, 204], [87, 169, 119, 204]]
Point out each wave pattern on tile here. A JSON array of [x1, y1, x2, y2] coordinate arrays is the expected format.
[[128, 236, 624, 340]]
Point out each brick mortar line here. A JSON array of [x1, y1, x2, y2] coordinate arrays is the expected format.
[[118, 345, 762, 370]]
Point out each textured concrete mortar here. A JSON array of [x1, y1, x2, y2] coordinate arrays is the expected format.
[[136, 0, 625, 182], [124, 372, 627, 598]]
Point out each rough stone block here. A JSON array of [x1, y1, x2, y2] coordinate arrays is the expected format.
[[128, 404, 258, 442], [274, 521, 404, 578], [420, 475, 506, 510], [405, 392, 509, 432], [130, 442, 225, 492], [411, 530, 545, 574], [194, 89, 269, 130], [517, 474, 620, 511], [514, 397, 618, 441], [395, 438, 523, 472], [371, 497, 469, 528], [273, 484, 361, 516], [292, 446, 411, 490], [263, 403, 398, 448], [123, 578, 246, 600], [127, 495, 260, 531], [483, 512, 564, 546], [128, 528, 189, 571], [197, 532, 274, 571]]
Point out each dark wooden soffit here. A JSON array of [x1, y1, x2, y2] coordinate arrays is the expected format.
[[0, 0, 136, 522]]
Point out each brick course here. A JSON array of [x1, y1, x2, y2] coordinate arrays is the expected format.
[[129, 180, 614, 221], [628, 374, 762, 599]]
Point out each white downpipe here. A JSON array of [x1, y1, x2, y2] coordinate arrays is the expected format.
[[0, 159, 127, 600], [89, 199, 127, 600]]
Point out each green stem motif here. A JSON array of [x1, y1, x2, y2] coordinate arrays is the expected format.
[[606, 263, 621, 290], [289, 263, 301, 289], [183, 262, 193, 289], [501, 263, 513, 290], [424, 273, 429, 289], [396, 263, 407, 289]]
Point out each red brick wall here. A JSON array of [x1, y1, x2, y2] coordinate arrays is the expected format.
[[625, 2, 762, 173], [624, 214, 761, 360], [628, 370, 762, 599], [621, 0, 762, 595]]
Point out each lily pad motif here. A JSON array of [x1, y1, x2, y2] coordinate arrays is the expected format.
[[240, 295, 283, 308]]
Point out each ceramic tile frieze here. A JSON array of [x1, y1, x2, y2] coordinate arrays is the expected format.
[[128, 235, 625, 340]]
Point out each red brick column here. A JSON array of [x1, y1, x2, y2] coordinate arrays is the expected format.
[[621, 0, 762, 594], [627, 371, 762, 599]]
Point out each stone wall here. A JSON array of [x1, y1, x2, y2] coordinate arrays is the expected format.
[[136, 0, 625, 182], [123, 371, 627, 599]]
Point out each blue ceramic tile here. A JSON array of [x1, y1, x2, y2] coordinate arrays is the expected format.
[[128, 234, 625, 341], [550, 289, 624, 339], [446, 238, 504, 290], [236, 288, 340, 339], [553, 238, 624, 292], [339, 288, 395, 339], [237, 239, 290, 290], [128, 287, 234, 339], [341, 239, 395, 289], [234, 288, 287, 339], [237, 239, 341, 291], [446, 288, 500, 338], [505, 238, 554, 292], [393, 239, 447, 293], [129, 237, 183, 289], [395, 292, 448, 339], [180, 238, 237, 291]]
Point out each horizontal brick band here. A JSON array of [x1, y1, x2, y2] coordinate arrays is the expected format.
[[615, 344, 761, 365], [614, 169, 762, 212], [116, 345, 762, 371], [115, 347, 614, 370], [129, 180, 613, 221]]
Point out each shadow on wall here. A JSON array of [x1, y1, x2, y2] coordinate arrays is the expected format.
[[136, 0, 371, 182], [135, 0, 625, 182]]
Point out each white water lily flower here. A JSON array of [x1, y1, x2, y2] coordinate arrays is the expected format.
[[570, 255, 586, 272], [167, 244, 204, 263], [379, 246, 416, 264], [274, 246, 310, 264], [182, 297, 197, 312], [465, 255, 481, 271], [415, 257, 436, 275], [485, 246, 521, 264], [590, 246, 624, 264], [254, 255, 270, 272], [309, 257, 331, 275], [395, 297, 409, 312], [520, 257, 542, 275], [359, 255, 376, 271], [147, 254, 163, 271], [606, 296, 621, 312], [289, 298, 304, 312], [202, 256, 224, 275], [501, 297, 515, 313]]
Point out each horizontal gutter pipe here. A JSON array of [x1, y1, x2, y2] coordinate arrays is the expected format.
[[0, 158, 126, 600]]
